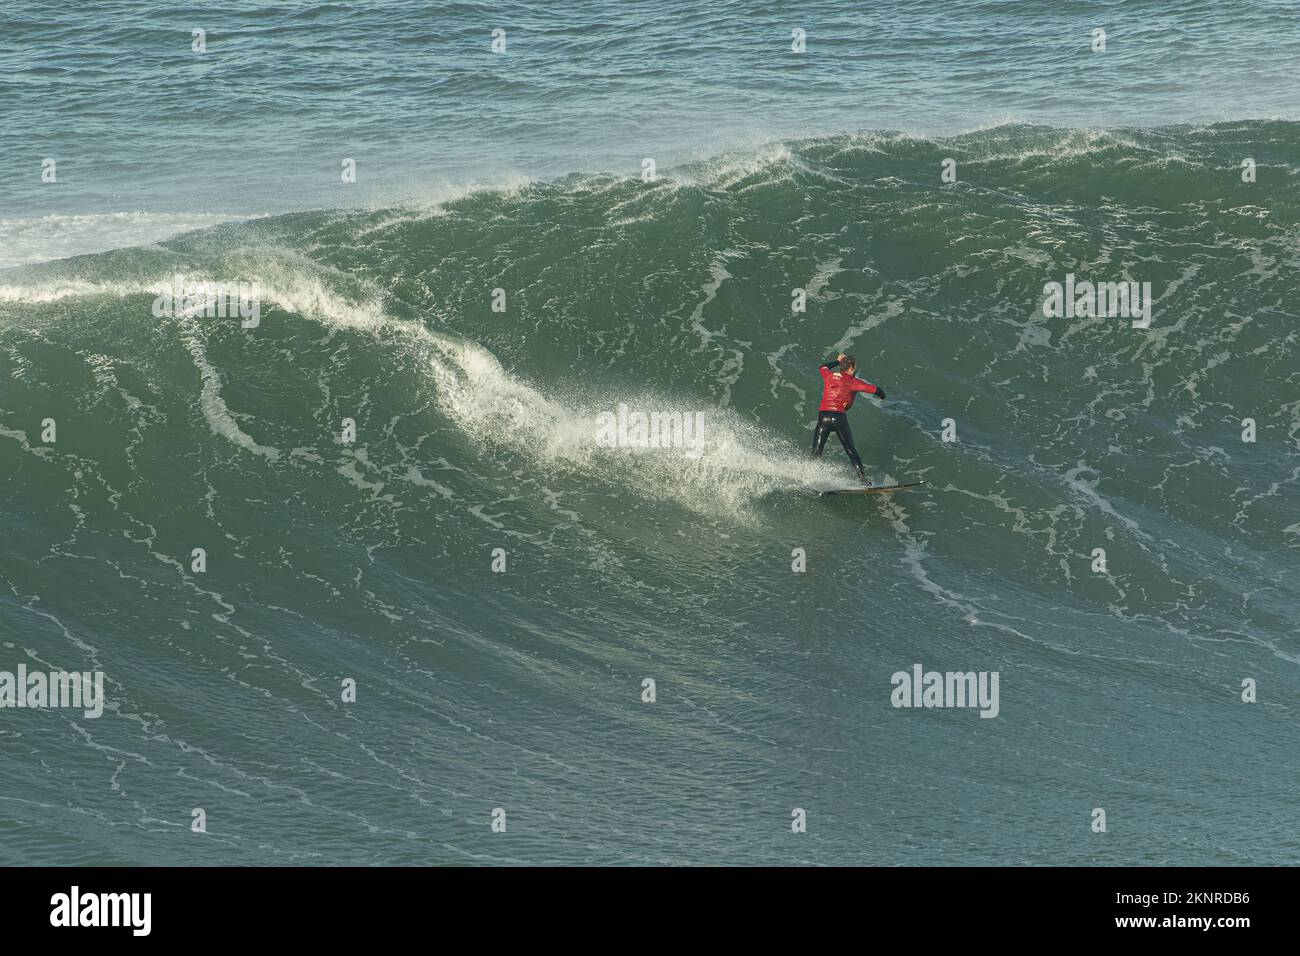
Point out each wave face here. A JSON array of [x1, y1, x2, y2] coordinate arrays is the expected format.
[[2, 123, 1299, 865]]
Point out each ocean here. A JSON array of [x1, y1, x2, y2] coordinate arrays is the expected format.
[[1, 1, 1297, 866]]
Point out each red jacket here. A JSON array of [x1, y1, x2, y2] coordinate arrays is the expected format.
[[818, 361, 879, 411]]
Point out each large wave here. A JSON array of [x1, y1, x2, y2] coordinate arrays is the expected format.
[[2, 123, 1298, 864]]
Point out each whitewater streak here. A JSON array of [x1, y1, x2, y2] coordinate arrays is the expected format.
[[0, 267, 845, 516]]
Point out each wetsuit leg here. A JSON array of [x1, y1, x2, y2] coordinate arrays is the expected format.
[[811, 412, 834, 456], [831, 415, 867, 480]]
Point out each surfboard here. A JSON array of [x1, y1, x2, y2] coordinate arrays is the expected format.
[[820, 481, 925, 496]]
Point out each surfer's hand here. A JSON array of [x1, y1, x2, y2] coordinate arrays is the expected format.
[[875, 387, 886, 401], [836, 353, 846, 362]]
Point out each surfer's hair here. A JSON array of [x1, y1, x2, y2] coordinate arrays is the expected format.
[[841, 355, 857, 372]]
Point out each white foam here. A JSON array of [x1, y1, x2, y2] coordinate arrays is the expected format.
[[0, 269, 386, 332], [0, 278, 155, 304], [0, 211, 261, 269], [179, 322, 282, 461], [421, 331, 844, 517]]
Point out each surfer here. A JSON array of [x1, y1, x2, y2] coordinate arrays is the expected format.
[[813, 353, 885, 483]]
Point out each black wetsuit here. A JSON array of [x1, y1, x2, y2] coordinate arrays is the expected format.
[[812, 411, 865, 480]]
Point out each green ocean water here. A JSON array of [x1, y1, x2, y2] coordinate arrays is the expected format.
[[2, 122, 1298, 864]]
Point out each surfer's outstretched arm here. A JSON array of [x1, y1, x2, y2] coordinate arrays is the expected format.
[[851, 376, 885, 400]]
